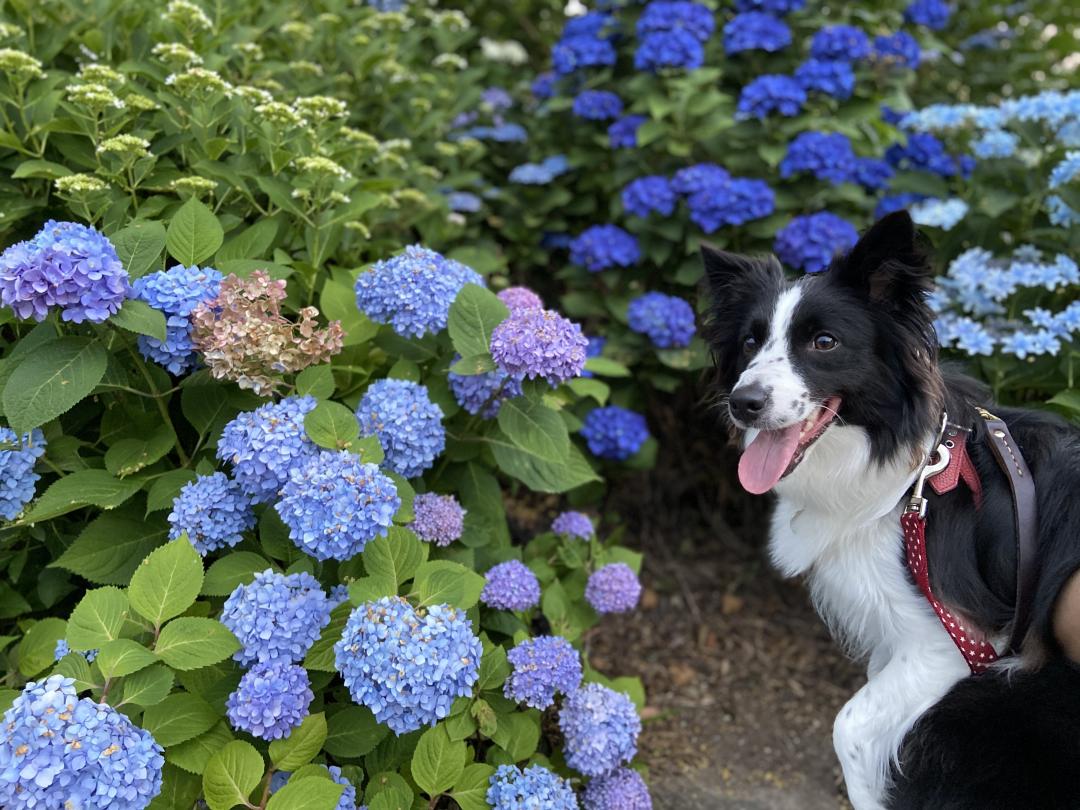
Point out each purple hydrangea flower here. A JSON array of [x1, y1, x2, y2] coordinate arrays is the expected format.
[[0, 221, 130, 323], [0, 427, 44, 521], [334, 596, 481, 735], [226, 661, 313, 741], [904, 0, 951, 30], [448, 361, 523, 418], [736, 75, 806, 119], [686, 178, 775, 232], [168, 472, 255, 555], [560, 683, 642, 777], [553, 37, 618, 75], [569, 225, 641, 272], [873, 32, 921, 69], [410, 493, 466, 547], [627, 292, 695, 348], [671, 163, 731, 195], [586, 563, 642, 613], [552, 510, 595, 540], [584, 768, 653, 809], [490, 308, 588, 386], [779, 131, 856, 184], [356, 379, 445, 479], [481, 560, 541, 611], [498, 286, 543, 311], [635, 29, 705, 71], [774, 212, 859, 273], [581, 407, 650, 461], [572, 90, 624, 121], [794, 59, 855, 100], [609, 115, 647, 148], [636, 2, 715, 41], [132, 264, 223, 374], [487, 764, 579, 810], [221, 569, 331, 666], [505, 635, 583, 709], [723, 12, 791, 53], [482, 87, 514, 111], [810, 25, 870, 61], [622, 176, 677, 218], [275, 450, 400, 561]]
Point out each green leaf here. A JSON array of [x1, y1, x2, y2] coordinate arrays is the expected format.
[[2, 337, 108, 435], [583, 357, 631, 377], [324, 706, 388, 758], [269, 712, 326, 771], [497, 398, 570, 461], [411, 724, 466, 797], [362, 527, 428, 586], [21, 469, 142, 523], [104, 423, 176, 478], [491, 439, 600, 494], [413, 561, 484, 610], [110, 299, 168, 342], [111, 220, 167, 279], [118, 663, 174, 708], [266, 779, 344, 810], [12, 159, 71, 179], [149, 764, 203, 810], [295, 365, 335, 399], [449, 354, 496, 376], [478, 643, 510, 691], [303, 603, 350, 672], [367, 789, 413, 810], [216, 217, 280, 262], [345, 575, 397, 605], [202, 552, 270, 597], [202, 740, 264, 810], [470, 699, 497, 738], [17, 618, 66, 678], [451, 763, 497, 810], [146, 469, 198, 515], [53, 509, 168, 585], [142, 692, 220, 747], [67, 587, 129, 650], [304, 400, 360, 450], [167, 197, 224, 266], [167, 720, 234, 774], [95, 638, 157, 678], [490, 710, 540, 762], [155, 617, 240, 670], [448, 284, 509, 359], [54, 650, 95, 692], [181, 384, 232, 436], [128, 540, 204, 628]]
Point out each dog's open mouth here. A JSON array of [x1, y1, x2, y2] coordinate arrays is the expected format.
[[737, 397, 843, 495]]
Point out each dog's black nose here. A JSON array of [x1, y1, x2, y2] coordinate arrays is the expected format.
[[730, 384, 768, 422]]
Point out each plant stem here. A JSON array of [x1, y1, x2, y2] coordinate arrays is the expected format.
[[125, 343, 191, 466]]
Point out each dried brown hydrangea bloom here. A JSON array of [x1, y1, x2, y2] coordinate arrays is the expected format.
[[191, 270, 343, 396]]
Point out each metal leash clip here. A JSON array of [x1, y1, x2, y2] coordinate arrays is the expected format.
[[906, 412, 951, 518]]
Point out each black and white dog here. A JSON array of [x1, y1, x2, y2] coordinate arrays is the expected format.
[[703, 210, 1080, 810]]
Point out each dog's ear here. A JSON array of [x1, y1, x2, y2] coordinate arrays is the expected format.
[[701, 244, 783, 301], [832, 210, 931, 303]]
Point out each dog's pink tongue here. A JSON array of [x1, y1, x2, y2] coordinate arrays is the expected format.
[[738, 425, 803, 494]]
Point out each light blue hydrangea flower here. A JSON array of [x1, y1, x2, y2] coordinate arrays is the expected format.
[[221, 569, 331, 666], [1047, 195, 1080, 227], [581, 407, 650, 461], [509, 155, 572, 185], [0, 427, 45, 521], [168, 472, 255, 555], [971, 130, 1019, 159], [505, 635, 583, 709], [627, 292, 695, 348], [132, 264, 223, 374], [226, 661, 313, 741], [356, 379, 445, 479], [410, 493, 466, 547], [1049, 150, 1080, 190], [584, 768, 653, 809], [586, 563, 642, 614], [999, 329, 1060, 360], [560, 683, 641, 777], [481, 560, 541, 611], [487, 764, 580, 810], [909, 198, 969, 231]]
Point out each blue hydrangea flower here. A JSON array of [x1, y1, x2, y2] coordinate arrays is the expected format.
[[410, 493, 466, 547], [570, 225, 641, 272], [226, 661, 313, 741], [355, 245, 483, 339], [627, 292, 695, 348], [356, 379, 445, 479], [572, 90, 624, 121], [132, 264, 223, 374], [448, 362, 523, 418], [482, 87, 514, 111], [329, 584, 351, 609], [560, 683, 641, 777], [873, 32, 921, 69], [498, 286, 544, 311], [1058, 120, 1080, 148], [774, 212, 859, 273], [810, 25, 870, 61], [584, 768, 653, 809], [735, 0, 804, 10], [0, 221, 130, 323], [1047, 195, 1080, 227], [622, 176, 677, 218], [909, 198, 969, 230], [481, 560, 541, 611], [563, 12, 615, 39], [453, 123, 529, 143], [898, 104, 978, 132], [723, 13, 791, 53], [505, 635, 583, 709], [532, 72, 556, 99], [904, 0, 951, 30], [217, 395, 319, 503], [609, 115, 647, 148], [671, 163, 730, 195], [490, 308, 589, 385], [168, 472, 255, 556], [0, 427, 44, 521], [637, 1, 715, 41], [1000, 329, 1060, 360], [736, 75, 806, 119], [972, 130, 1019, 159], [334, 597, 481, 735], [221, 569, 331, 666], [552, 510, 595, 540], [487, 764, 579, 810], [553, 37, 618, 75], [275, 450, 400, 561], [852, 158, 894, 191], [886, 133, 968, 177], [635, 30, 704, 71], [581, 407, 650, 461], [779, 132, 856, 184], [0, 675, 164, 809], [686, 178, 775, 232], [446, 191, 483, 213], [586, 563, 642, 614], [271, 767, 360, 810], [794, 59, 855, 100], [509, 155, 572, 185], [53, 639, 69, 661], [1049, 150, 1080, 189]]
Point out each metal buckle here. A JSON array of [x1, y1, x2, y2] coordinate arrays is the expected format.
[[905, 412, 951, 518]]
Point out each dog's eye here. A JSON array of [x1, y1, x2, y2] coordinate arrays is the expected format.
[[742, 335, 758, 354], [812, 333, 838, 351]]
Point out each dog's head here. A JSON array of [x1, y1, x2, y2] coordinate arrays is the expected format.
[[703, 211, 942, 495]]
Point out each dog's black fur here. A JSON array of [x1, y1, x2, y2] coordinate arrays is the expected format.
[[703, 211, 1080, 808]]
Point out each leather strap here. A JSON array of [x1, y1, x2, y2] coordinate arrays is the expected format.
[[977, 408, 1038, 654]]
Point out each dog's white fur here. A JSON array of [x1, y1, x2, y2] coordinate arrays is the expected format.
[[734, 284, 984, 809]]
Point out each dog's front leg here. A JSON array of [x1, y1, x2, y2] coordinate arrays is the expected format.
[[833, 643, 968, 810]]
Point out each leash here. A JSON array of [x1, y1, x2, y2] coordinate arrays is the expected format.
[[902, 408, 1038, 673]]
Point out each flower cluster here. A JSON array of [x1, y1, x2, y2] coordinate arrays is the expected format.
[[573, 90, 623, 121], [489, 308, 588, 386], [909, 198, 969, 231], [191, 271, 343, 395], [634, 1, 714, 71], [736, 75, 805, 119], [167, 472, 255, 555], [448, 363, 523, 418], [552, 12, 617, 75], [226, 661, 313, 740], [354, 245, 484, 338], [481, 560, 542, 611], [504, 635, 583, 709], [275, 450, 400, 560], [552, 510, 594, 540], [356, 379, 445, 478], [410, 492, 466, 547], [774, 212, 858, 273], [487, 764, 580, 810], [724, 12, 791, 54], [794, 58, 855, 100], [581, 407, 650, 461], [217, 395, 319, 503], [0, 676, 163, 809], [622, 177, 677, 218], [904, 0, 951, 30], [810, 25, 870, 61], [509, 155, 571, 185], [885, 133, 973, 178], [569, 225, 641, 272], [0, 428, 44, 521], [584, 768, 653, 810], [560, 683, 642, 777], [498, 286, 543, 312], [334, 597, 482, 735], [627, 292, 695, 349], [133, 264, 223, 374], [0, 220, 130, 323], [586, 563, 643, 614], [780, 132, 855, 185], [221, 569, 331, 666], [609, 115, 647, 149], [873, 32, 921, 69]]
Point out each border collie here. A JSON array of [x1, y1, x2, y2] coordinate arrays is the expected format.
[[702, 211, 1080, 810]]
